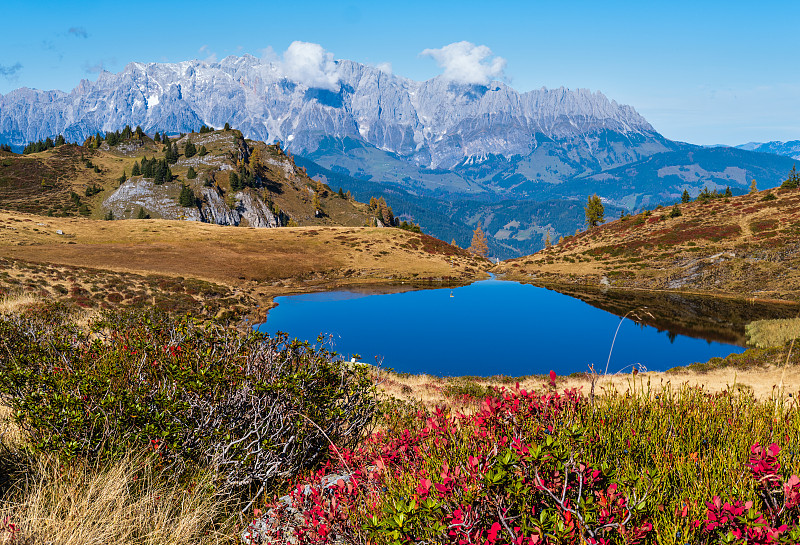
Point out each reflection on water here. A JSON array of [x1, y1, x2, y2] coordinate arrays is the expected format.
[[542, 285, 799, 347], [258, 278, 795, 377]]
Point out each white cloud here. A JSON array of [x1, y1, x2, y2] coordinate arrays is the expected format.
[[198, 45, 217, 64], [421, 41, 506, 85], [376, 62, 392, 75], [280, 41, 339, 91]]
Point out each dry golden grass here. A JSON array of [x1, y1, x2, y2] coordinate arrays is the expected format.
[[0, 210, 487, 311], [0, 292, 39, 315], [0, 455, 230, 545], [746, 317, 800, 348], [0, 407, 232, 545], [378, 363, 800, 409], [0, 398, 234, 545]]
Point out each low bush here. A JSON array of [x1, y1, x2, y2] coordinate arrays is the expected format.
[[0, 304, 377, 498], [250, 380, 800, 544]]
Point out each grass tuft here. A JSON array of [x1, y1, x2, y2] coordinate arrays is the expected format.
[[746, 317, 800, 348]]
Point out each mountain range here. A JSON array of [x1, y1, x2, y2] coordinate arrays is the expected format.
[[0, 54, 796, 258], [735, 140, 800, 161]]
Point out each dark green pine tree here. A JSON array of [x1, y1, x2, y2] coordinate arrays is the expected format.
[[781, 165, 800, 189], [154, 132, 161, 143], [724, 186, 733, 197], [179, 184, 195, 207], [136, 207, 149, 219], [54, 134, 65, 146], [197, 145, 208, 157], [157, 159, 173, 184], [681, 189, 690, 203], [167, 143, 179, 164], [229, 171, 241, 191], [186, 166, 197, 179], [131, 161, 141, 176], [184, 139, 196, 158]]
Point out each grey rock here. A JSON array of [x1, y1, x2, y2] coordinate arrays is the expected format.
[[233, 191, 280, 228], [103, 178, 203, 221], [241, 473, 352, 545]]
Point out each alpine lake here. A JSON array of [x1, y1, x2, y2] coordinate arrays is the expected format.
[[257, 276, 798, 377]]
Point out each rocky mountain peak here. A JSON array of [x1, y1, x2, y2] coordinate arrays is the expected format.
[[0, 54, 658, 169]]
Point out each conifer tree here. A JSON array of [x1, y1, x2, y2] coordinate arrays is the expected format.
[[469, 224, 489, 258], [166, 143, 179, 164], [136, 207, 149, 219], [131, 161, 140, 176], [229, 172, 241, 191], [186, 166, 197, 179], [724, 186, 733, 197], [681, 189, 690, 203], [197, 145, 208, 157], [750, 179, 758, 194], [584, 194, 605, 228], [781, 165, 800, 189], [184, 139, 196, 158], [179, 184, 195, 207], [154, 132, 161, 143]]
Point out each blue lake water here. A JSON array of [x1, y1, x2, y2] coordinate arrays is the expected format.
[[257, 277, 750, 377]]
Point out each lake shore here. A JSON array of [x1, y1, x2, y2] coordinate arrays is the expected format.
[[377, 357, 800, 405]]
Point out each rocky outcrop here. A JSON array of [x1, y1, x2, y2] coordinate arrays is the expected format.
[[233, 191, 280, 228], [199, 187, 238, 225], [104, 179, 281, 228], [103, 178, 203, 220]]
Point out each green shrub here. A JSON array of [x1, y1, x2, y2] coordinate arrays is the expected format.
[[0, 305, 377, 494]]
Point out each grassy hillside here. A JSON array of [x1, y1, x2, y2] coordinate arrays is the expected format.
[[0, 128, 375, 227], [495, 186, 800, 301], [0, 210, 487, 317]]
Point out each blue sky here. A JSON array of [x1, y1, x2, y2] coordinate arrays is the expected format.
[[0, 0, 797, 145]]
